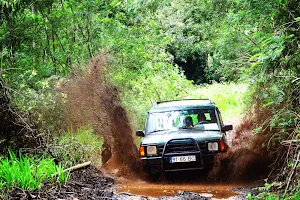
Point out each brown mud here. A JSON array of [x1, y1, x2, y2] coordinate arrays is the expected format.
[[116, 175, 255, 199], [208, 115, 272, 182], [61, 54, 141, 177]]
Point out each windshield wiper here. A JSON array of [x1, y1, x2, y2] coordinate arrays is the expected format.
[[149, 129, 170, 133]]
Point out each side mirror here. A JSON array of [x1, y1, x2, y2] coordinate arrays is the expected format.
[[222, 125, 233, 132], [136, 130, 145, 137]]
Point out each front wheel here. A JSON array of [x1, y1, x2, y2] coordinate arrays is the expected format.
[[146, 172, 162, 182]]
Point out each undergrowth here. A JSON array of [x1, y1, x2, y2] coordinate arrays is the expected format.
[[247, 187, 300, 200], [0, 150, 68, 194], [52, 127, 103, 167]]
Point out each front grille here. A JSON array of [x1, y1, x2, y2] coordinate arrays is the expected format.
[[158, 141, 206, 156], [161, 139, 205, 171], [165, 141, 198, 154]]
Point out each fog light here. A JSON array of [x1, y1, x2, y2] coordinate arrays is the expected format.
[[208, 142, 218, 151], [146, 146, 157, 155]]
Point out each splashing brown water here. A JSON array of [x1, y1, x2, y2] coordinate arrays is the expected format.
[[208, 112, 273, 181], [60, 54, 141, 176]]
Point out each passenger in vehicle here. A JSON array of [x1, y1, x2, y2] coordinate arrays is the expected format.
[[183, 116, 193, 128]]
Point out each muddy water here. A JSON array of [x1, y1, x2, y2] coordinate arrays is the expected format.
[[116, 171, 255, 199], [117, 181, 243, 199]]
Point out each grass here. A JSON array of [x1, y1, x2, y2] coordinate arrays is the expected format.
[[0, 127, 102, 196], [52, 127, 103, 167], [188, 82, 248, 122], [0, 150, 68, 193]]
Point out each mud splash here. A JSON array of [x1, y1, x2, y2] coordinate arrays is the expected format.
[[61, 54, 141, 176], [208, 115, 272, 181]]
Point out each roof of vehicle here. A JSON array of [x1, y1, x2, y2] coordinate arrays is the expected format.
[[149, 99, 217, 113]]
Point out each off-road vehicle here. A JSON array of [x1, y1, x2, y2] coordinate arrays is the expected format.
[[136, 99, 232, 176]]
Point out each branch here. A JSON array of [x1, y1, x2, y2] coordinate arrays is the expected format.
[[284, 149, 300, 196], [282, 140, 300, 146], [7, 106, 35, 133], [232, 27, 258, 46], [51, 161, 91, 177], [63, 161, 91, 173]]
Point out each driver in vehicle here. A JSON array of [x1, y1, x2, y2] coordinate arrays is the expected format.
[[197, 113, 207, 124]]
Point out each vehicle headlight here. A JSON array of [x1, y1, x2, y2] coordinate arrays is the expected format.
[[146, 146, 157, 155], [208, 142, 219, 151]]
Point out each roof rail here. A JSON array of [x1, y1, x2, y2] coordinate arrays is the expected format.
[[156, 99, 214, 104]]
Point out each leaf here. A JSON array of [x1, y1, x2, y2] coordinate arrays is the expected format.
[[249, 53, 261, 61]]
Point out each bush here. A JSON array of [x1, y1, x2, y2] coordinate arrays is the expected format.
[[52, 127, 103, 167]]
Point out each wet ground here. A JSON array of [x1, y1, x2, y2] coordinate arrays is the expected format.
[[115, 171, 258, 200], [117, 181, 245, 199], [7, 165, 258, 200]]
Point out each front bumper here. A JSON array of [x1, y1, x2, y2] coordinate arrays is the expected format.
[[141, 138, 220, 174]]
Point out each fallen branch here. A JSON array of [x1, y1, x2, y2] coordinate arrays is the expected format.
[[52, 161, 91, 177], [63, 161, 92, 173]]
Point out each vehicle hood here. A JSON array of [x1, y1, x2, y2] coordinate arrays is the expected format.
[[141, 130, 223, 145]]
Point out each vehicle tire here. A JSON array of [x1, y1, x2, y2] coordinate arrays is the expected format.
[[146, 172, 161, 182]]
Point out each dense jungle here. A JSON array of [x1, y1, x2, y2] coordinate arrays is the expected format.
[[0, 0, 299, 199]]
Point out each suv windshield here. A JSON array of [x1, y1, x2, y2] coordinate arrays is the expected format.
[[147, 109, 219, 134]]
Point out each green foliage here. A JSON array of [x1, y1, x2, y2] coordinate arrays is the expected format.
[[52, 127, 103, 167], [253, 182, 300, 200], [0, 150, 68, 193], [188, 83, 248, 121], [124, 81, 247, 130], [0, 0, 299, 197]]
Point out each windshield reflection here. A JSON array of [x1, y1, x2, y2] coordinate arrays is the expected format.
[[147, 109, 219, 134]]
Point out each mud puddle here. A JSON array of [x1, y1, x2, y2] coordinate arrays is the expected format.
[[115, 171, 256, 199], [117, 181, 243, 199]]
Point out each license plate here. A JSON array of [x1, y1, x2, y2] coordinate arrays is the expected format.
[[169, 155, 196, 163]]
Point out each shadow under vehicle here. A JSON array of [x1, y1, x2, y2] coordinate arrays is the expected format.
[[136, 99, 232, 178]]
